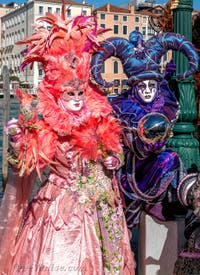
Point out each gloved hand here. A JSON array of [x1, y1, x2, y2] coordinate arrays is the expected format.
[[144, 140, 167, 153], [5, 118, 22, 168], [5, 118, 22, 150], [103, 156, 120, 170]]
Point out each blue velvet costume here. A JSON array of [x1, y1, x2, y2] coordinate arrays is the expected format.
[[90, 30, 199, 228], [111, 81, 184, 227]]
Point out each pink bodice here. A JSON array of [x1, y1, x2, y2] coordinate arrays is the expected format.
[[48, 141, 115, 204]]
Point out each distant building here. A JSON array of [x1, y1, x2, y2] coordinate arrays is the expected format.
[[0, 3, 15, 76], [1, 0, 93, 93]]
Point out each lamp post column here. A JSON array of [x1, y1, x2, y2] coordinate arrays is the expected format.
[[168, 0, 200, 171]]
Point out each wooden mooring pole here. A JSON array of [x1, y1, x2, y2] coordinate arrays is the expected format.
[[2, 65, 10, 190]]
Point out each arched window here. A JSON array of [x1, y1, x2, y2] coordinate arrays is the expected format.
[[21, 28, 25, 39], [39, 6, 43, 15], [114, 61, 118, 74]]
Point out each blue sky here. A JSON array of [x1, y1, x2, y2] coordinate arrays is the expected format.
[[1, 0, 199, 10]]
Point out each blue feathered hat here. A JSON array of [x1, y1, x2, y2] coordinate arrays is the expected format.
[[91, 31, 199, 87]]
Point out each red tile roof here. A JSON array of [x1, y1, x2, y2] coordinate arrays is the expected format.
[[35, 0, 91, 6], [95, 4, 130, 13]]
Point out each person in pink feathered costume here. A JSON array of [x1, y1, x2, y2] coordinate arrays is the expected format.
[[0, 3, 135, 274]]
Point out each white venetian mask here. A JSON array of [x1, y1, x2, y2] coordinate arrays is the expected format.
[[136, 80, 158, 103], [58, 82, 85, 112]]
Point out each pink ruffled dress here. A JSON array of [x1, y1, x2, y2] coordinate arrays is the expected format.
[[8, 140, 135, 275]]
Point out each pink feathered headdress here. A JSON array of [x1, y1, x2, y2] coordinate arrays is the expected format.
[[11, 0, 115, 176], [16, 0, 109, 97]]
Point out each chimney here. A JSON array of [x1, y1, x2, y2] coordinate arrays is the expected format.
[[107, 3, 110, 12], [128, 4, 135, 14]]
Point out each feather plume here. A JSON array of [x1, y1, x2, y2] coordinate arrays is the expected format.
[[16, 1, 109, 71], [13, 1, 122, 175], [97, 117, 122, 154]]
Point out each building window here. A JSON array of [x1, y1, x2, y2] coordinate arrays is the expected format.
[[11, 33, 14, 44], [14, 16, 17, 25], [135, 16, 139, 22], [56, 8, 60, 14], [114, 61, 118, 74], [67, 9, 71, 17], [48, 7, 52, 13], [163, 53, 167, 62], [17, 30, 20, 41], [100, 23, 105, 28], [100, 13, 105, 20], [135, 26, 139, 31], [122, 79, 127, 86], [122, 79, 128, 91], [148, 26, 154, 36], [114, 25, 119, 34], [114, 15, 118, 21], [39, 6, 43, 15], [39, 69, 43, 76], [14, 32, 17, 43], [114, 79, 120, 86], [21, 13, 25, 22], [123, 25, 127, 35], [17, 15, 20, 24], [82, 10, 87, 15], [123, 16, 127, 21], [142, 27, 146, 35], [114, 88, 118, 94], [21, 28, 25, 39]]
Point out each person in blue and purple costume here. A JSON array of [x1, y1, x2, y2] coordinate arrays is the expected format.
[[90, 30, 199, 229]]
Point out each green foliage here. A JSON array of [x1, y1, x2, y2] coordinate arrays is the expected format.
[[10, 76, 20, 82]]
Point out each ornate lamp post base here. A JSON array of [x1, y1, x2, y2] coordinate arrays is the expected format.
[[168, 0, 200, 171]]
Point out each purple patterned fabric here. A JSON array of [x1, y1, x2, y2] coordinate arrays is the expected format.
[[112, 81, 186, 228]]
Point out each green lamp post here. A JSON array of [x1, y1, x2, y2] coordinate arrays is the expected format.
[[168, 0, 200, 171]]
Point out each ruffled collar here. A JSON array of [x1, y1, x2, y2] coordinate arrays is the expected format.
[[37, 83, 112, 136]]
